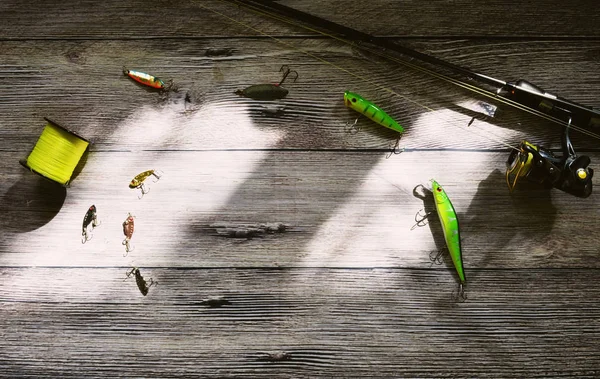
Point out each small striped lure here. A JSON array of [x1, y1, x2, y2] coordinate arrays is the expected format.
[[123, 68, 165, 89], [344, 91, 404, 133]]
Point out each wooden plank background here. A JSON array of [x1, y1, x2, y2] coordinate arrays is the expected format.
[[1, 1, 599, 377]]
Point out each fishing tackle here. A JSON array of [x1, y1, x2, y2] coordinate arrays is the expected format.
[[20, 118, 90, 186], [344, 91, 405, 156], [230, 0, 600, 134], [129, 169, 162, 198], [122, 213, 135, 256], [506, 117, 593, 198], [81, 204, 100, 243], [414, 180, 466, 301], [125, 267, 156, 296], [123, 68, 168, 90], [235, 65, 298, 100]]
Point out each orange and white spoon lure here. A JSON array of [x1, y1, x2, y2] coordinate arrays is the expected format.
[[123, 68, 166, 90], [122, 213, 135, 256]]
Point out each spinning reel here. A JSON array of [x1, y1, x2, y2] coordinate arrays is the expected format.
[[506, 117, 593, 198]]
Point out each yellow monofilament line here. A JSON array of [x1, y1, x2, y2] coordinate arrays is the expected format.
[[26, 122, 89, 185]]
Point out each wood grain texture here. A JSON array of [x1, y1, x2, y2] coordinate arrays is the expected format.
[[2, 0, 600, 378], [0, 39, 599, 152], [2, 0, 600, 38], [2, 268, 600, 378], [2, 150, 599, 269]]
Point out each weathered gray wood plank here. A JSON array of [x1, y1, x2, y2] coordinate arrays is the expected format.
[[277, 0, 600, 37], [1, 268, 600, 378], [2, 1, 600, 378], [0, 39, 599, 152], [2, 0, 600, 38], [2, 150, 598, 268]]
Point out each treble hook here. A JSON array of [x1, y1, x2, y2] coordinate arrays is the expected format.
[[81, 230, 92, 244], [411, 208, 432, 230], [345, 116, 362, 134], [152, 170, 163, 183], [138, 184, 150, 199], [386, 134, 404, 159], [429, 249, 445, 265], [278, 65, 298, 86], [122, 239, 134, 256], [452, 282, 467, 302]]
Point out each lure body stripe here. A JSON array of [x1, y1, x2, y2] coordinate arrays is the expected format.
[[431, 180, 465, 284], [344, 91, 404, 133], [124, 69, 165, 89]]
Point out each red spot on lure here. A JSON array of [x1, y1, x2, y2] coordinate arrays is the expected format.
[[123, 68, 165, 89]]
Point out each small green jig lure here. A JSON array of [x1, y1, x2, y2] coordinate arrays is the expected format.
[[415, 180, 466, 300], [343, 91, 405, 134], [235, 65, 298, 100]]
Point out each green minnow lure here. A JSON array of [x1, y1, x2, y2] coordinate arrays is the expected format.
[[343, 91, 405, 134], [430, 180, 466, 287]]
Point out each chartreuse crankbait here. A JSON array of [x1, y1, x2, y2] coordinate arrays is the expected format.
[[123, 68, 165, 89], [430, 180, 465, 284], [344, 91, 404, 155], [343, 91, 405, 134], [414, 180, 466, 300]]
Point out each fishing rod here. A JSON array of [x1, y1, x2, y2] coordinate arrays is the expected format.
[[214, 0, 596, 198], [232, 0, 600, 134]]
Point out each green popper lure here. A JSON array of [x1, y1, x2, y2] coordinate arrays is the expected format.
[[430, 180, 466, 288], [343, 91, 404, 134]]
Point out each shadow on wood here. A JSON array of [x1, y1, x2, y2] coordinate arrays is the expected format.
[[0, 173, 66, 234]]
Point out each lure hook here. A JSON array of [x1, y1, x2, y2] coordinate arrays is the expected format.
[[386, 134, 404, 159], [81, 230, 93, 244], [122, 239, 134, 257], [138, 183, 150, 199], [429, 249, 445, 265], [411, 209, 431, 230], [278, 65, 298, 86], [452, 283, 467, 302], [345, 117, 362, 134], [412, 184, 429, 200], [152, 170, 163, 183]]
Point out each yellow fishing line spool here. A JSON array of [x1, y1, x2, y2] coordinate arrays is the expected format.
[[20, 118, 90, 186]]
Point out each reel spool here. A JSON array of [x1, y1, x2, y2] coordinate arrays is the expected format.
[[506, 140, 593, 198], [20, 118, 90, 187]]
